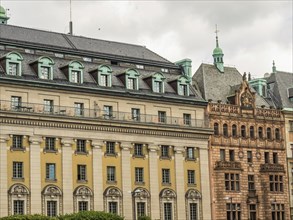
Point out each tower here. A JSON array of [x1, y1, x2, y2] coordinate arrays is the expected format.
[[0, 5, 9, 24], [213, 25, 224, 73]]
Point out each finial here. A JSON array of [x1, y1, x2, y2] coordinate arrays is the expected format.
[[272, 60, 276, 73], [215, 24, 220, 47], [69, 0, 73, 35], [248, 72, 251, 81], [243, 72, 247, 81]]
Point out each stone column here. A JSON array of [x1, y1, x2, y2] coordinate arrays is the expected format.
[[91, 140, 103, 211], [174, 146, 185, 220], [148, 145, 160, 220], [199, 147, 212, 220], [61, 138, 73, 214], [120, 142, 132, 220], [29, 136, 43, 214], [0, 134, 9, 217]]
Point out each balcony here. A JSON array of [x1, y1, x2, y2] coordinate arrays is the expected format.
[[0, 100, 209, 128], [214, 161, 242, 170], [260, 163, 285, 173]]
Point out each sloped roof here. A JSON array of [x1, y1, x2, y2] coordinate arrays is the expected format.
[[193, 63, 270, 107], [266, 71, 293, 109], [0, 24, 172, 64]]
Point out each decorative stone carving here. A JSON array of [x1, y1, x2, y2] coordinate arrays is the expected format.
[[42, 185, 63, 215], [133, 188, 150, 200], [104, 187, 123, 215], [241, 91, 253, 108], [160, 188, 176, 200], [8, 184, 30, 215], [9, 184, 29, 196], [185, 189, 201, 200], [73, 186, 93, 211]]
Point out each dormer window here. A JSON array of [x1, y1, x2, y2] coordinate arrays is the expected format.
[[98, 65, 112, 87], [61, 61, 84, 84], [29, 56, 55, 80], [152, 73, 165, 93], [126, 69, 140, 90], [177, 76, 190, 96], [1, 52, 23, 76]]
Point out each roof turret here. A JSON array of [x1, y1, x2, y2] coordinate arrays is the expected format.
[[0, 5, 9, 24]]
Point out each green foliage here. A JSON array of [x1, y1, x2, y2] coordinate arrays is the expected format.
[[1, 211, 123, 220], [138, 216, 151, 220]]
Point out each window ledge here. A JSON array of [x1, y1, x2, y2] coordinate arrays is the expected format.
[[10, 147, 26, 152], [77, 180, 88, 183], [104, 153, 118, 157], [160, 156, 171, 160], [132, 155, 145, 159], [187, 183, 197, 187], [43, 149, 58, 154], [162, 182, 171, 186], [45, 179, 57, 183], [106, 180, 117, 185], [12, 177, 24, 182], [135, 181, 145, 185], [185, 158, 196, 162], [75, 151, 89, 156]]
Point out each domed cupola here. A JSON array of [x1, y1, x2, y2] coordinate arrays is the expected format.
[[212, 26, 224, 73], [0, 5, 9, 24]]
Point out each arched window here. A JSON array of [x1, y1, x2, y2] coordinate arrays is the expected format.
[[2, 51, 23, 76], [42, 185, 62, 216], [97, 65, 112, 87], [152, 73, 165, 93], [125, 68, 140, 90], [132, 188, 150, 219], [232, 124, 237, 137], [66, 61, 84, 84], [73, 186, 93, 212], [241, 125, 246, 138], [104, 187, 122, 215], [214, 123, 219, 135], [185, 189, 201, 220], [267, 127, 272, 140], [223, 124, 228, 137], [258, 127, 263, 139], [37, 56, 55, 80], [159, 188, 177, 220], [177, 76, 190, 96], [8, 184, 30, 215], [275, 128, 281, 140], [250, 126, 255, 138]]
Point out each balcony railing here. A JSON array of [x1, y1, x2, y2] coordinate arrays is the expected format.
[[0, 100, 209, 128], [214, 161, 242, 170], [260, 163, 285, 173]]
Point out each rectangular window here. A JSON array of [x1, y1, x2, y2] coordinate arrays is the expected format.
[[269, 175, 283, 192], [106, 142, 115, 154], [103, 105, 113, 119], [137, 202, 146, 217], [135, 167, 144, 183], [13, 162, 23, 179], [161, 145, 169, 158], [47, 201, 57, 217], [183, 113, 191, 125], [109, 202, 117, 214], [131, 108, 140, 121], [273, 152, 278, 164], [265, 152, 270, 163], [11, 96, 22, 110], [46, 163, 56, 180], [190, 203, 198, 220], [226, 203, 241, 220], [136, 64, 144, 69], [74, 102, 84, 116], [179, 84, 188, 96], [247, 151, 253, 163], [220, 149, 226, 161], [77, 139, 86, 153], [13, 200, 24, 215], [158, 111, 166, 123], [229, 150, 235, 161], [44, 99, 54, 113], [77, 165, 87, 181], [12, 135, 23, 149], [271, 204, 285, 220], [187, 170, 195, 185], [164, 203, 172, 220], [154, 81, 163, 93], [100, 74, 109, 87], [40, 66, 50, 79], [71, 70, 81, 83], [161, 68, 169, 73], [248, 175, 255, 190], [8, 62, 19, 76], [162, 169, 170, 184], [134, 144, 143, 156], [290, 121, 293, 131], [186, 147, 195, 160], [45, 137, 56, 151], [78, 201, 88, 211], [107, 166, 116, 182], [127, 77, 136, 90], [249, 204, 257, 220], [225, 173, 240, 191]]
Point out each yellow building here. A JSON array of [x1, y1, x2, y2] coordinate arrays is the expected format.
[[0, 20, 212, 220]]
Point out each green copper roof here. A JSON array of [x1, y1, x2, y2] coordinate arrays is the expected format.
[[213, 47, 223, 55], [0, 6, 7, 17]]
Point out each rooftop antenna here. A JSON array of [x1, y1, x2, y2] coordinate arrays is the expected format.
[[69, 0, 73, 35]]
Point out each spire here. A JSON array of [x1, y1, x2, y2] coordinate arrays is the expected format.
[[0, 4, 9, 24], [213, 25, 224, 73], [272, 60, 277, 73]]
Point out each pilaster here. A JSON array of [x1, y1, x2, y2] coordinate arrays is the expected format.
[[29, 136, 43, 214], [120, 142, 132, 220], [0, 134, 9, 217], [61, 138, 73, 214], [174, 146, 185, 220], [91, 140, 103, 211], [148, 145, 160, 220]]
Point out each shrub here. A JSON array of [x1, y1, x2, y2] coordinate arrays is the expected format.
[[138, 216, 151, 220], [0, 214, 56, 220]]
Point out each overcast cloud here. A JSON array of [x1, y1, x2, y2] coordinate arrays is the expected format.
[[2, 0, 292, 78]]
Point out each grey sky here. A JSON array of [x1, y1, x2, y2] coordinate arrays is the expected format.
[[2, 0, 292, 78]]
